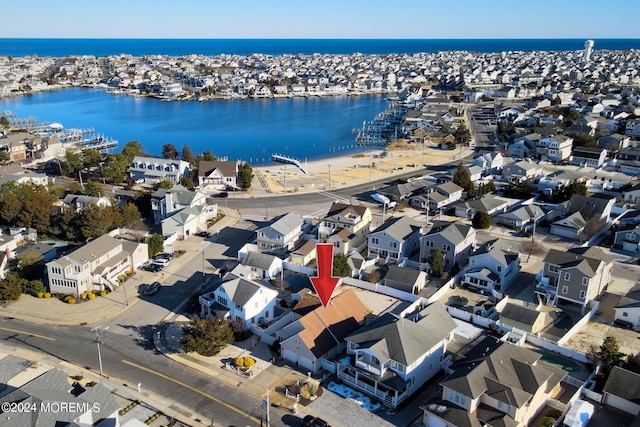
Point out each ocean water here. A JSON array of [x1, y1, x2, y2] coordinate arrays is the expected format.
[[0, 88, 387, 162], [1, 38, 639, 57]]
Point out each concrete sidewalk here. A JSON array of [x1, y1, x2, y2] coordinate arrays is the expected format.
[[0, 207, 240, 327]]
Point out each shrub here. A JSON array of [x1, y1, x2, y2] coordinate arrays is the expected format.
[[234, 357, 245, 367], [99, 290, 107, 297], [44, 292, 51, 298], [88, 293, 96, 300], [300, 380, 320, 399], [37, 292, 44, 299], [244, 357, 255, 368], [65, 296, 76, 304]]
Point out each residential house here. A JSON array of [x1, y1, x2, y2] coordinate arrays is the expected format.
[[198, 273, 278, 328], [198, 160, 239, 189], [613, 222, 640, 253], [537, 135, 573, 162], [598, 133, 631, 152], [278, 289, 371, 372], [256, 212, 308, 254], [454, 194, 511, 219], [502, 160, 545, 182], [383, 265, 427, 294], [241, 251, 283, 280], [151, 184, 208, 225], [617, 147, 640, 162], [420, 221, 476, 272], [472, 152, 504, 176], [624, 183, 640, 205], [337, 302, 457, 408], [509, 133, 542, 159], [571, 146, 608, 168], [619, 160, 640, 176], [550, 194, 614, 240], [499, 204, 545, 231], [318, 202, 372, 253], [499, 303, 549, 334], [46, 234, 149, 296], [377, 180, 430, 202], [536, 246, 613, 309], [536, 170, 586, 196], [129, 156, 190, 184], [0, 369, 120, 427], [290, 240, 317, 266], [410, 181, 465, 213], [367, 216, 423, 263], [462, 238, 520, 293], [424, 342, 566, 427], [61, 194, 112, 212], [613, 283, 640, 329], [602, 367, 640, 416], [161, 205, 214, 238]]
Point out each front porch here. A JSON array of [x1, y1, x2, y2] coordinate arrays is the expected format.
[[336, 359, 409, 408]]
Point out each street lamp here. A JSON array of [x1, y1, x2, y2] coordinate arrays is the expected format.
[[92, 326, 109, 376]]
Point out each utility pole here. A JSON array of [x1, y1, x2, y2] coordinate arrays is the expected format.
[[265, 196, 268, 221], [328, 165, 331, 190], [369, 154, 372, 181], [92, 326, 109, 376], [79, 170, 85, 190], [282, 167, 286, 194]]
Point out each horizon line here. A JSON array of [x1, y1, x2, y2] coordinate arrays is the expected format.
[[2, 37, 639, 40]]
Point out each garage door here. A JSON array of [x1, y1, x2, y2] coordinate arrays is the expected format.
[[623, 241, 639, 253], [298, 356, 314, 371], [283, 349, 298, 365]]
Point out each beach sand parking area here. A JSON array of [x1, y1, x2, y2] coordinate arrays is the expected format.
[[254, 145, 467, 194]]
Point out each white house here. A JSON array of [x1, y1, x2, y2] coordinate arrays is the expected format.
[[337, 303, 457, 408], [129, 156, 190, 184], [367, 216, 423, 263], [151, 184, 208, 225], [256, 212, 309, 254], [198, 273, 278, 329], [241, 251, 283, 280], [198, 160, 239, 189], [46, 234, 148, 296], [462, 238, 520, 293]]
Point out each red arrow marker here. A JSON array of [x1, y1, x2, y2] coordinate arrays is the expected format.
[[310, 243, 340, 307]]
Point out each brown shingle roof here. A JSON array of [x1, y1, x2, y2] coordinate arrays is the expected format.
[[198, 160, 237, 178]]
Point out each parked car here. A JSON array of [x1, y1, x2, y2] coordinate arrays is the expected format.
[[152, 258, 170, 267], [154, 253, 174, 261], [143, 281, 161, 296], [195, 231, 211, 238], [301, 415, 330, 427], [613, 319, 634, 329], [143, 262, 164, 272], [215, 191, 229, 198]]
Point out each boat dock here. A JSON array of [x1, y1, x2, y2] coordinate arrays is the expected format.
[[271, 154, 307, 174]]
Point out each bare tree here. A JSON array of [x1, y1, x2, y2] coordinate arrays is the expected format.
[[579, 217, 603, 243], [521, 238, 545, 262]]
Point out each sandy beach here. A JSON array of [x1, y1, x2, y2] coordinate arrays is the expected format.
[[250, 144, 472, 195]]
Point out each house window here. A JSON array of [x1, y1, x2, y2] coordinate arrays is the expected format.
[[496, 399, 506, 410], [564, 272, 571, 281], [371, 238, 379, 245], [579, 290, 586, 299], [497, 266, 502, 273], [390, 241, 398, 249], [548, 265, 559, 273], [442, 244, 451, 251], [626, 232, 636, 240], [471, 260, 476, 267], [562, 285, 568, 294], [582, 277, 589, 286], [448, 389, 467, 407], [623, 312, 629, 317], [217, 296, 228, 307]]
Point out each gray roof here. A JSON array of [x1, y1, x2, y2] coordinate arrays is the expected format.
[[543, 246, 612, 276], [262, 212, 304, 236], [152, 184, 198, 205], [561, 194, 613, 220], [474, 238, 519, 266], [0, 369, 119, 427], [500, 303, 543, 326], [243, 251, 279, 270], [62, 194, 107, 206], [371, 216, 422, 241], [436, 181, 463, 196], [65, 234, 121, 264], [218, 275, 266, 307], [347, 303, 455, 366], [426, 221, 474, 246], [500, 204, 544, 221], [162, 205, 204, 225], [384, 265, 422, 286], [441, 343, 566, 407], [603, 367, 640, 403]]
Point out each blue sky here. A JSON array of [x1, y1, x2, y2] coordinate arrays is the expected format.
[[2, 0, 638, 39]]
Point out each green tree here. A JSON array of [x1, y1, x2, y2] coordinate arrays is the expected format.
[[238, 162, 253, 191], [181, 144, 195, 165], [121, 140, 144, 163], [84, 180, 103, 197], [180, 318, 234, 356], [121, 202, 141, 227], [162, 143, 178, 160], [104, 153, 129, 184], [155, 179, 173, 190], [74, 204, 122, 241], [81, 148, 102, 169], [147, 233, 164, 258], [0, 116, 10, 129], [551, 96, 561, 106], [22, 279, 46, 297], [454, 122, 471, 146], [598, 336, 624, 377], [472, 211, 491, 229], [428, 248, 445, 277], [17, 251, 44, 281], [179, 176, 195, 190], [332, 254, 350, 277], [62, 149, 83, 177], [196, 150, 217, 162], [0, 273, 24, 301], [452, 163, 474, 196]]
